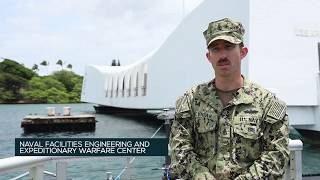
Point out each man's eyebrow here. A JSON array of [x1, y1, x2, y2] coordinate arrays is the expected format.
[[210, 44, 219, 48]]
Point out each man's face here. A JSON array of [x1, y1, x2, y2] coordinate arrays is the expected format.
[[206, 40, 248, 78]]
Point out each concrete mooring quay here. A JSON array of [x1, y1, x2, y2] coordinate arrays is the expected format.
[[21, 107, 96, 133]]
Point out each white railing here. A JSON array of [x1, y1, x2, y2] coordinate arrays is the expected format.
[[0, 156, 126, 180], [285, 139, 304, 180], [0, 139, 303, 180]]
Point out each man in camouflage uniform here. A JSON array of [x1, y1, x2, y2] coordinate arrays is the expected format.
[[169, 18, 289, 180]]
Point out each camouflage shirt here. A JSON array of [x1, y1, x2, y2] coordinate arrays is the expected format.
[[169, 78, 289, 180]]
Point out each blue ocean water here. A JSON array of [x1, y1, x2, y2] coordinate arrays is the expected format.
[[0, 103, 166, 179], [0, 103, 319, 179]]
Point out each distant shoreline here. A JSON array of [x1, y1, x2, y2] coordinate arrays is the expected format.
[[0, 59, 83, 105]]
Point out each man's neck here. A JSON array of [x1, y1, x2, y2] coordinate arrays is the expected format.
[[214, 75, 243, 91]]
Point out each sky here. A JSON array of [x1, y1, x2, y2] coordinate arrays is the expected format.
[[0, 0, 204, 75]]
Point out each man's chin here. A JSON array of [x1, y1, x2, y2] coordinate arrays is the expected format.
[[216, 71, 231, 77]]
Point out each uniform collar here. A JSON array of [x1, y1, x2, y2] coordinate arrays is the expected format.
[[196, 76, 254, 110], [232, 77, 254, 105], [195, 79, 223, 111]]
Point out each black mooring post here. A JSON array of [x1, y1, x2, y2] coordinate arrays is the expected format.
[[157, 108, 175, 179], [161, 108, 174, 167]]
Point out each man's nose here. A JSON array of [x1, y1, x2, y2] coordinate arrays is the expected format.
[[219, 49, 228, 58]]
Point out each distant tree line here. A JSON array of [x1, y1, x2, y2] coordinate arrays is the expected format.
[[32, 59, 72, 74], [0, 59, 83, 103]]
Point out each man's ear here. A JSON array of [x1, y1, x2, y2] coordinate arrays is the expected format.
[[206, 52, 211, 63], [240, 47, 248, 59]]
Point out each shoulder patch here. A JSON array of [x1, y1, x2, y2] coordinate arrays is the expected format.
[[176, 95, 190, 113], [267, 99, 286, 120]]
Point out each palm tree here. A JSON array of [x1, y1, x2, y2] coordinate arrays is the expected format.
[[67, 64, 72, 70], [40, 60, 48, 66], [31, 64, 39, 72], [40, 60, 49, 75], [56, 59, 64, 70]]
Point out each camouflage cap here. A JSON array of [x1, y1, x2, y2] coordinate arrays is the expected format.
[[203, 18, 245, 47]]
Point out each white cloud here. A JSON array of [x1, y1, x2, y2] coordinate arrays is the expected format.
[[0, 0, 204, 75]]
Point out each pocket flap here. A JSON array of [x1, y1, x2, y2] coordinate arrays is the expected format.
[[233, 124, 261, 140], [197, 120, 216, 133]]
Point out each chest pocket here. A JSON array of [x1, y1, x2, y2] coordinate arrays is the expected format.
[[233, 115, 262, 140], [232, 114, 263, 162], [195, 111, 217, 132], [196, 117, 217, 132], [194, 111, 218, 156]]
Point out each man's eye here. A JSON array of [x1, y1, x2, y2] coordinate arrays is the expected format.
[[225, 44, 235, 50], [210, 48, 219, 52]]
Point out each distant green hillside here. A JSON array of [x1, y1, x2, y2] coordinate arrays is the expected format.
[[0, 59, 83, 103]]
